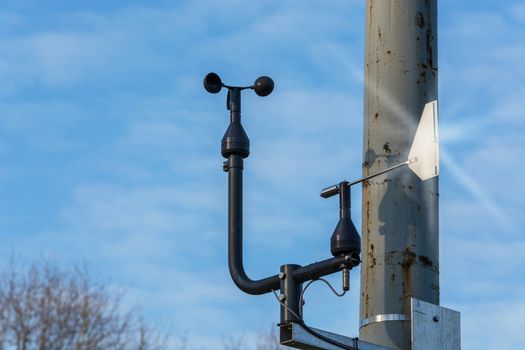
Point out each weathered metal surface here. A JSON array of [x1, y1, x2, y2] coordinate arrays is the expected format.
[[360, 313, 410, 328], [280, 323, 392, 350], [411, 298, 461, 350], [360, 0, 439, 349]]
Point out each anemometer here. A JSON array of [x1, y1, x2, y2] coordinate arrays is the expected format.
[[204, 72, 439, 350]]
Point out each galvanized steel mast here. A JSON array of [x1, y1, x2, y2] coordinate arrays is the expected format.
[[360, 1, 439, 349]]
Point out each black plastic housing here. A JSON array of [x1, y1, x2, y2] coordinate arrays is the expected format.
[[330, 182, 361, 257], [221, 88, 250, 158]]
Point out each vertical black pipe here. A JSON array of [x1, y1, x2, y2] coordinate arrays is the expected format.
[[340, 181, 351, 219], [280, 264, 302, 324], [227, 155, 281, 294]]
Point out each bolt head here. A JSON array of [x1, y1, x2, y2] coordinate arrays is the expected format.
[[278, 272, 286, 280]]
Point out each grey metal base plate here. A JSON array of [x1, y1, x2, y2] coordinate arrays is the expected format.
[[411, 298, 461, 350]]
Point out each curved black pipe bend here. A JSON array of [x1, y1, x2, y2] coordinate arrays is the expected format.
[[226, 154, 359, 295], [227, 154, 280, 294]]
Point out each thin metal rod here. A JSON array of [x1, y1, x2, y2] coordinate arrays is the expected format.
[[222, 84, 252, 90], [321, 159, 415, 198], [349, 160, 410, 187]]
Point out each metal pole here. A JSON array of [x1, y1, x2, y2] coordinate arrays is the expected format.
[[360, 1, 439, 349]]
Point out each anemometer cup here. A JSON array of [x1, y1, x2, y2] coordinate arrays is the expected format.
[[253, 76, 274, 96], [203, 73, 223, 94], [203, 72, 274, 97]]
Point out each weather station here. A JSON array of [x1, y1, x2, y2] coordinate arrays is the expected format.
[[204, 1, 461, 349]]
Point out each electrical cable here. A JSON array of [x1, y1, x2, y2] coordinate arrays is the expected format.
[[271, 289, 358, 350], [271, 289, 302, 321], [299, 277, 346, 317]]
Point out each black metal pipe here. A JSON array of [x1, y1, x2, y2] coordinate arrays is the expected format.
[[280, 264, 302, 324], [228, 154, 281, 294], [340, 181, 350, 218], [292, 256, 353, 284]]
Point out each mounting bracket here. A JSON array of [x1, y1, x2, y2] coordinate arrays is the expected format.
[[279, 298, 460, 350]]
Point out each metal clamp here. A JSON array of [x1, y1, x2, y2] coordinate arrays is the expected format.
[[360, 314, 410, 328]]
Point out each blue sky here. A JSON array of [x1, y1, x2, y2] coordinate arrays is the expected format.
[[0, 1, 524, 349]]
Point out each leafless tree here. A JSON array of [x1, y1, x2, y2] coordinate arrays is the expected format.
[[222, 336, 245, 350], [221, 325, 284, 350], [255, 326, 285, 350], [0, 259, 289, 350], [0, 260, 168, 350]]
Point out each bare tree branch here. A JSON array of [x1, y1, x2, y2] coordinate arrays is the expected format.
[[0, 260, 169, 350]]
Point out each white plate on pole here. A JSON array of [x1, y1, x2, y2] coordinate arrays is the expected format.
[[408, 100, 439, 181], [320, 100, 440, 197]]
